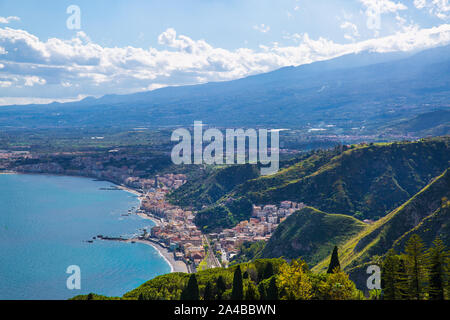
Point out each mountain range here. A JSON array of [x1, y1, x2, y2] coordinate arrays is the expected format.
[[1, 45, 449, 133]]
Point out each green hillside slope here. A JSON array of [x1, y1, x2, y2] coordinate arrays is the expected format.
[[193, 137, 450, 231], [234, 137, 450, 220], [261, 207, 367, 266], [313, 168, 450, 278], [167, 164, 260, 209]]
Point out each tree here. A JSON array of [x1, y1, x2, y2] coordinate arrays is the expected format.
[[327, 246, 340, 274], [278, 259, 312, 300], [245, 282, 259, 300], [181, 274, 199, 300], [426, 237, 449, 300], [231, 266, 244, 300], [404, 234, 427, 300], [263, 262, 274, 280], [258, 282, 267, 300], [203, 282, 214, 300], [318, 271, 357, 300], [216, 276, 226, 300], [266, 277, 278, 300], [381, 249, 403, 300]]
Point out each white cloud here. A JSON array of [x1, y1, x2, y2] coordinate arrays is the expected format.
[[414, 0, 450, 19], [1, 24, 450, 103], [0, 80, 12, 88], [0, 96, 85, 106], [0, 16, 20, 24], [253, 24, 271, 33], [24, 76, 46, 87]]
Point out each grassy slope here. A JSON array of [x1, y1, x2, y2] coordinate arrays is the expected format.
[[244, 137, 450, 220], [261, 206, 367, 266], [190, 137, 449, 232], [167, 164, 260, 209], [312, 168, 450, 277]]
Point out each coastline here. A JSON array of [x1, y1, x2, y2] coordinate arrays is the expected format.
[[127, 239, 188, 273], [5, 171, 189, 274], [116, 186, 189, 274], [0, 170, 17, 174]]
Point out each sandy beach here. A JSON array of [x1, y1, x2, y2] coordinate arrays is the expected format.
[[0, 170, 17, 174], [127, 239, 188, 273]]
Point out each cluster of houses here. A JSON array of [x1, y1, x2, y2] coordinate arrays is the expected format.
[[139, 179, 208, 267], [208, 201, 306, 262]]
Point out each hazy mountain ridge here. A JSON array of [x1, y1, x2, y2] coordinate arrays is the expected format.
[[1, 45, 450, 131]]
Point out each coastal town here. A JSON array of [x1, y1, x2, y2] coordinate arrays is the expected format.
[[0, 149, 308, 273], [126, 173, 305, 272]]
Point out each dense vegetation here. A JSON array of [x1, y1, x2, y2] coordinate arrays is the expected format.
[[377, 235, 449, 300], [230, 241, 266, 265], [239, 138, 450, 220], [311, 168, 449, 288], [261, 207, 366, 266], [167, 164, 260, 209], [184, 137, 450, 231], [72, 258, 363, 300]]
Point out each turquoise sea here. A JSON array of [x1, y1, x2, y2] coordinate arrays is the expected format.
[[0, 174, 171, 300]]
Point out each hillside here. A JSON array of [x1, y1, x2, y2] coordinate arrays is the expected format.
[[385, 109, 450, 136], [312, 168, 450, 285], [192, 137, 450, 232], [1, 45, 450, 130], [236, 137, 450, 219], [167, 164, 260, 209], [260, 207, 366, 266]]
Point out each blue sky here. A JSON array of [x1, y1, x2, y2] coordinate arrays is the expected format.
[[0, 0, 450, 105]]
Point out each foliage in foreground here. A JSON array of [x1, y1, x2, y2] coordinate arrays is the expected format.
[[72, 258, 363, 300]]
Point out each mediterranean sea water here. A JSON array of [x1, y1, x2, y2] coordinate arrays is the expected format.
[[0, 174, 171, 300]]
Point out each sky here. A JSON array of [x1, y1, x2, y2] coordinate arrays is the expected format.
[[0, 0, 450, 105]]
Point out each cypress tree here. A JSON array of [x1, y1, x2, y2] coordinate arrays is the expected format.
[[203, 281, 214, 300], [181, 274, 199, 300], [138, 293, 145, 300], [327, 246, 341, 274], [245, 282, 258, 300], [216, 276, 226, 300], [426, 238, 449, 300], [258, 282, 267, 300], [404, 234, 427, 300], [263, 262, 274, 280], [266, 277, 278, 300], [231, 266, 244, 300]]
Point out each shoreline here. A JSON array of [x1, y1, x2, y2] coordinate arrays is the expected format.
[[126, 239, 188, 273], [7, 171, 189, 274]]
